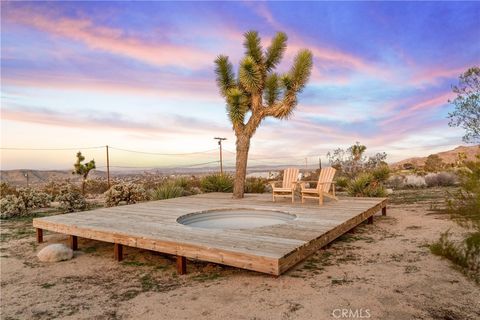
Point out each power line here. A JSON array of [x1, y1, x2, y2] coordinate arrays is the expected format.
[[108, 146, 218, 156], [0, 146, 105, 151]]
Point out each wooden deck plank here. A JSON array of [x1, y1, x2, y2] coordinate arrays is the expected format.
[[33, 193, 387, 275]]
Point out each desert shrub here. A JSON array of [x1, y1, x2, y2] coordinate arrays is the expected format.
[[245, 177, 267, 193], [335, 176, 349, 190], [150, 181, 184, 200], [17, 188, 51, 209], [386, 175, 405, 189], [431, 155, 480, 281], [424, 154, 445, 172], [425, 172, 458, 187], [0, 181, 17, 197], [403, 175, 427, 188], [430, 231, 480, 283], [56, 185, 89, 213], [0, 188, 51, 219], [104, 182, 148, 207], [84, 179, 110, 195], [446, 157, 480, 230], [42, 180, 73, 197], [0, 195, 26, 219], [200, 174, 234, 193], [346, 173, 386, 197], [371, 165, 390, 182]]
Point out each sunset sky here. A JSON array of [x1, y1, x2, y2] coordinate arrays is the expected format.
[[1, 1, 479, 170]]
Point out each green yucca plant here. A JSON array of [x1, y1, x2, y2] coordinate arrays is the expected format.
[[215, 31, 313, 198], [200, 174, 234, 193], [151, 181, 184, 200]]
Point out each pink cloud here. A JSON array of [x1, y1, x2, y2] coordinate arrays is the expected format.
[[5, 8, 215, 69], [381, 92, 453, 126], [3, 71, 220, 101], [1, 106, 229, 135], [410, 66, 469, 85]]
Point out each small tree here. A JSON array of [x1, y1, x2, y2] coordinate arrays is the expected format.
[[72, 151, 96, 194], [424, 154, 444, 172], [448, 67, 480, 143], [214, 31, 313, 198]]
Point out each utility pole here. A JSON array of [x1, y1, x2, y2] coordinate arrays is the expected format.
[[24, 172, 29, 188], [319, 156, 322, 170], [214, 137, 227, 174], [106, 145, 111, 188]]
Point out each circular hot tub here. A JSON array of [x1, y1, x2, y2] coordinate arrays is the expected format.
[[177, 209, 296, 229]]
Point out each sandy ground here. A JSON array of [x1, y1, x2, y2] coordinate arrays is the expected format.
[[1, 189, 479, 320]]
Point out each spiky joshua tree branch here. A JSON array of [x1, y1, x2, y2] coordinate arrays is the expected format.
[[214, 31, 313, 198]]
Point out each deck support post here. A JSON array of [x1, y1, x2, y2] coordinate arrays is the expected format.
[[382, 206, 387, 216], [69, 235, 78, 250], [36, 228, 43, 243], [114, 243, 123, 261], [176, 256, 187, 275], [367, 216, 374, 224]]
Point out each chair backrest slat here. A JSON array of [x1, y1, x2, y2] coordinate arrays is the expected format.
[[282, 168, 299, 189], [318, 167, 336, 192]]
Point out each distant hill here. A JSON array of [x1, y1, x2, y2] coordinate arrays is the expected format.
[[391, 145, 479, 170], [0, 170, 108, 187], [0, 164, 301, 187]]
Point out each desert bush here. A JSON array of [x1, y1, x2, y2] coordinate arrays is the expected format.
[[0, 195, 26, 219], [0, 181, 17, 197], [430, 231, 480, 283], [245, 177, 267, 193], [104, 182, 148, 207], [371, 165, 390, 182], [84, 179, 110, 195], [425, 172, 458, 187], [403, 175, 427, 188], [386, 175, 405, 189], [42, 180, 73, 197], [346, 173, 386, 197], [0, 188, 51, 219], [424, 154, 445, 172], [150, 181, 184, 200], [335, 176, 349, 190], [56, 185, 89, 213], [17, 188, 51, 209], [200, 174, 234, 193], [431, 155, 480, 281], [446, 156, 480, 230]]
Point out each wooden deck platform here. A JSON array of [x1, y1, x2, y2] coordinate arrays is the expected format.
[[33, 193, 387, 275]]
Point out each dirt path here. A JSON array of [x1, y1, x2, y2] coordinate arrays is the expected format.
[[1, 198, 479, 319]]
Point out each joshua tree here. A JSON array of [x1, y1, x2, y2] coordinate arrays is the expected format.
[[349, 142, 367, 162], [72, 151, 96, 194], [214, 31, 313, 198]]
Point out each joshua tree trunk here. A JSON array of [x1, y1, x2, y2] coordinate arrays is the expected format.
[[233, 134, 250, 198]]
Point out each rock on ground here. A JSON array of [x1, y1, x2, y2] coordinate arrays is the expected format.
[[37, 244, 73, 262]]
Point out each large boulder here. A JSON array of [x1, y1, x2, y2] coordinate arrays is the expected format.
[[37, 244, 74, 262]]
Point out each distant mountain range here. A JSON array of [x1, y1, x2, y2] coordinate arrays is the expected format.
[[390, 145, 479, 170], [2, 145, 479, 187]]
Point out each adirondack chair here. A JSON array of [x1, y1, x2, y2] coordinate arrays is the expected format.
[[300, 167, 337, 205], [269, 168, 300, 203]]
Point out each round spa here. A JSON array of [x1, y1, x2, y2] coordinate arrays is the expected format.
[[177, 209, 297, 230]]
